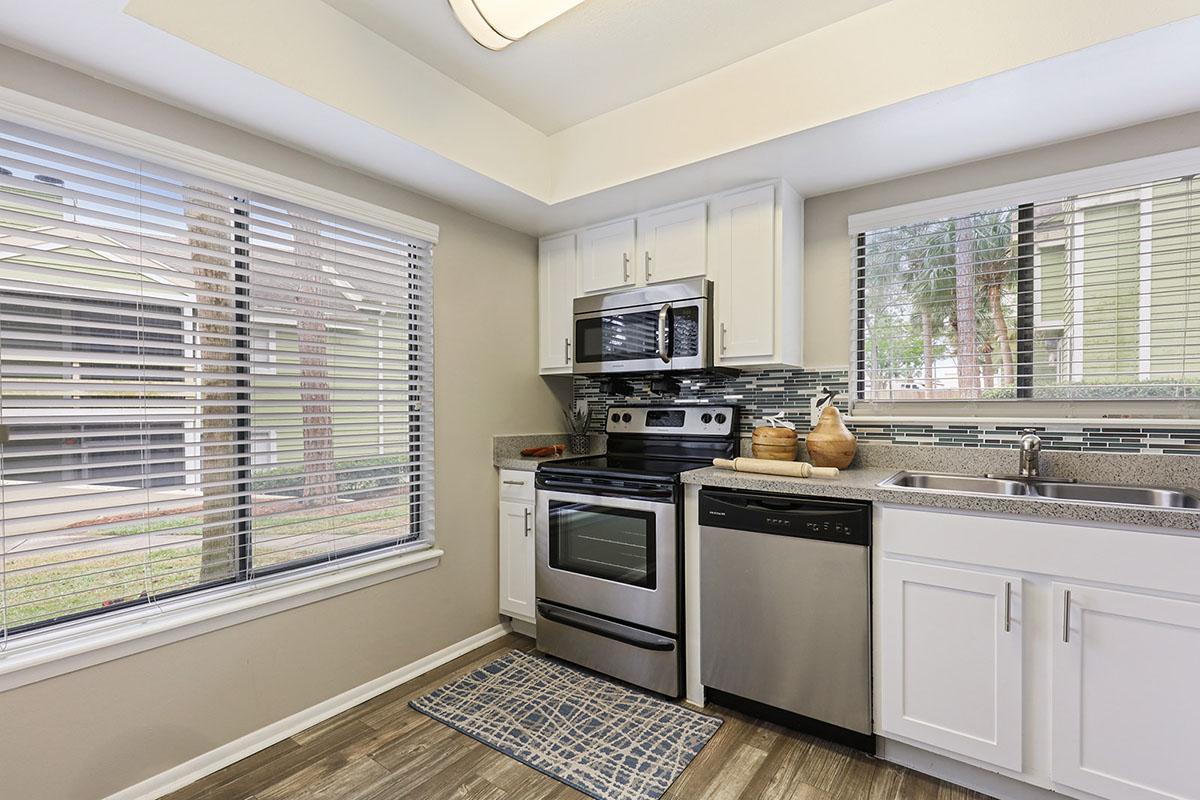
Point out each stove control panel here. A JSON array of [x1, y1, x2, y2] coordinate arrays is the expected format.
[[605, 405, 737, 437]]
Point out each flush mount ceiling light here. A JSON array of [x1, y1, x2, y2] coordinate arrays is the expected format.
[[448, 0, 586, 50]]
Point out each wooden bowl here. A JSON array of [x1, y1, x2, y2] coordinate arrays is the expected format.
[[752, 426, 798, 461]]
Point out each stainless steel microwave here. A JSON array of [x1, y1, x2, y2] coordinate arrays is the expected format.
[[572, 279, 713, 375]]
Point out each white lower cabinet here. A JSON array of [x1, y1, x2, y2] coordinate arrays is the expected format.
[[879, 559, 1023, 771], [876, 505, 1200, 800], [1051, 584, 1200, 800], [498, 470, 535, 624]]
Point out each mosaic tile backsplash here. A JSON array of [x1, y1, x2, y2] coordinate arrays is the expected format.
[[572, 369, 1200, 456]]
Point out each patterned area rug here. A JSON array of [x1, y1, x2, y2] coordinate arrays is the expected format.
[[410, 649, 722, 800]]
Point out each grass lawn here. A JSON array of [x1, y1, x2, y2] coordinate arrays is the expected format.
[[5, 504, 408, 632]]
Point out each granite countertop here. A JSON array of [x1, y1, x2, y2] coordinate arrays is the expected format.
[[681, 465, 1200, 534], [494, 434, 606, 472]]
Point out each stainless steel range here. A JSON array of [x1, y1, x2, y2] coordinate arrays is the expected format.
[[534, 404, 739, 696]]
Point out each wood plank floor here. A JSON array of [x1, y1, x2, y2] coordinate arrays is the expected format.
[[164, 634, 993, 800]]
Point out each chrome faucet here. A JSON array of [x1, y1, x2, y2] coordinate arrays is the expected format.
[[1019, 428, 1042, 478]]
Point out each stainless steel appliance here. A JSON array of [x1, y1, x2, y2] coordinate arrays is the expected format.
[[572, 279, 712, 375], [699, 488, 874, 751], [535, 404, 739, 696]]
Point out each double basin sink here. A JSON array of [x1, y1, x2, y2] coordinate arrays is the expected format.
[[879, 471, 1200, 510]]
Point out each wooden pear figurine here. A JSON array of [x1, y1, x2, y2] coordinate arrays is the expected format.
[[806, 405, 857, 469]]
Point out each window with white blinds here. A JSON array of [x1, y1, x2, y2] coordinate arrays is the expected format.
[[854, 174, 1200, 403], [0, 120, 434, 638]]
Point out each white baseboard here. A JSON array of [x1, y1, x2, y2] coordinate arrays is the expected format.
[[104, 623, 512, 800]]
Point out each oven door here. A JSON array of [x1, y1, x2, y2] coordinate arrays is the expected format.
[[572, 298, 708, 374], [536, 488, 677, 634]]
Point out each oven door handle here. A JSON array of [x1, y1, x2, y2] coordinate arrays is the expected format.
[[537, 602, 676, 652], [536, 477, 673, 501]]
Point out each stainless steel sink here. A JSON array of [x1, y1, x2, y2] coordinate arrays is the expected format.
[[1031, 482, 1200, 509], [880, 472, 1034, 496], [879, 470, 1200, 509]]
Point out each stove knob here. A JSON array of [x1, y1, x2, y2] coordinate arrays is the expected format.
[[611, 413, 621, 423], [621, 413, 632, 423], [714, 412, 727, 425], [700, 413, 713, 424]]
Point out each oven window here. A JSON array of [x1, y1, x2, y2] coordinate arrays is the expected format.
[[548, 501, 657, 589], [575, 305, 699, 363]]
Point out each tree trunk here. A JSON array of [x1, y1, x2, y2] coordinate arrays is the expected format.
[[921, 310, 935, 399], [954, 222, 979, 398], [293, 216, 334, 508], [989, 281, 1015, 387], [188, 190, 239, 583]]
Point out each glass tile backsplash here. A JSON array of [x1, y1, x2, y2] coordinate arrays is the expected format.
[[571, 369, 1200, 455]]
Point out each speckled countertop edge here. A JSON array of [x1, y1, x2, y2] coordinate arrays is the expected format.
[[494, 434, 606, 472], [680, 466, 1200, 534]]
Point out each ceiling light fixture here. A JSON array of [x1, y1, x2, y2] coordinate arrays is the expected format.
[[448, 0, 586, 50]]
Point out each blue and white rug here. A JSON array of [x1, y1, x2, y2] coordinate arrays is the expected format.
[[409, 649, 722, 800]]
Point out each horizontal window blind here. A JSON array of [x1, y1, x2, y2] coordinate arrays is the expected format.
[[0, 120, 434, 638], [854, 174, 1200, 403]]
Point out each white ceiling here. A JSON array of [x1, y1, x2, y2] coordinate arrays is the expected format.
[[323, 0, 890, 133], [0, 1, 1198, 237]]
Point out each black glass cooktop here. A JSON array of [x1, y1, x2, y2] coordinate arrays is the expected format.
[[538, 454, 714, 480]]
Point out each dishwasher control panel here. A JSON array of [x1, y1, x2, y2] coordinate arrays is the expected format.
[[698, 488, 870, 546]]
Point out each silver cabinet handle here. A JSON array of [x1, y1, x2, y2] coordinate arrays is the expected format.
[[657, 302, 672, 363], [523, 507, 531, 537], [645, 250, 652, 280], [503, 480, 526, 486], [622, 252, 630, 283], [719, 322, 728, 354], [564, 337, 571, 364], [1004, 581, 1012, 633], [1062, 589, 1071, 643]]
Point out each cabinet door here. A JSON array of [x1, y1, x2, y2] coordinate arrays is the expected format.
[[499, 500, 535, 622], [638, 202, 706, 285], [879, 559, 1023, 771], [709, 185, 776, 362], [579, 219, 636, 294], [538, 234, 576, 373], [1052, 584, 1200, 800]]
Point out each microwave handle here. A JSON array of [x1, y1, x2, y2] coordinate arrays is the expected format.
[[657, 302, 672, 363]]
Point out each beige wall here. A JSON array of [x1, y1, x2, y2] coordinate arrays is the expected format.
[[0, 47, 561, 800], [803, 110, 1200, 369]]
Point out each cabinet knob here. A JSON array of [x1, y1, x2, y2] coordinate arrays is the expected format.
[[719, 322, 728, 354], [622, 252, 630, 283], [564, 337, 571, 364], [645, 250, 652, 279], [523, 507, 531, 537]]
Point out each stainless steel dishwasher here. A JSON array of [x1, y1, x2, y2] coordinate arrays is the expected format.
[[699, 487, 873, 752]]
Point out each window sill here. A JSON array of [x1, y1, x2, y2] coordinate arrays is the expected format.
[[0, 546, 442, 694], [847, 414, 1199, 428]]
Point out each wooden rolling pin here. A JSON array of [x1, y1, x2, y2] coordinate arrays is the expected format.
[[713, 457, 840, 479], [521, 444, 565, 458]]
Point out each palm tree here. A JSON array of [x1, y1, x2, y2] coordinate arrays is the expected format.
[[972, 211, 1018, 388], [900, 223, 955, 397]]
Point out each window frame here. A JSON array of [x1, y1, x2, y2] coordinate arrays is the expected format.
[[0, 91, 441, 679], [847, 148, 1200, 419]]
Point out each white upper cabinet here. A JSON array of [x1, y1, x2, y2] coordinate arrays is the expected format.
[[879, 559, 1023, 772], [538, 180, 804, 371], [579, 218, 636, 295], [637, 202, 707, 285], [708, 182, 803, 368], [1052, 584, 1200, 800], [538, 233, 577, 375]]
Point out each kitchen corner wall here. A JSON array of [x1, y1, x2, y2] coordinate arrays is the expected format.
[[0, 46, 561, 800], [573, 370, 1200, 456]]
